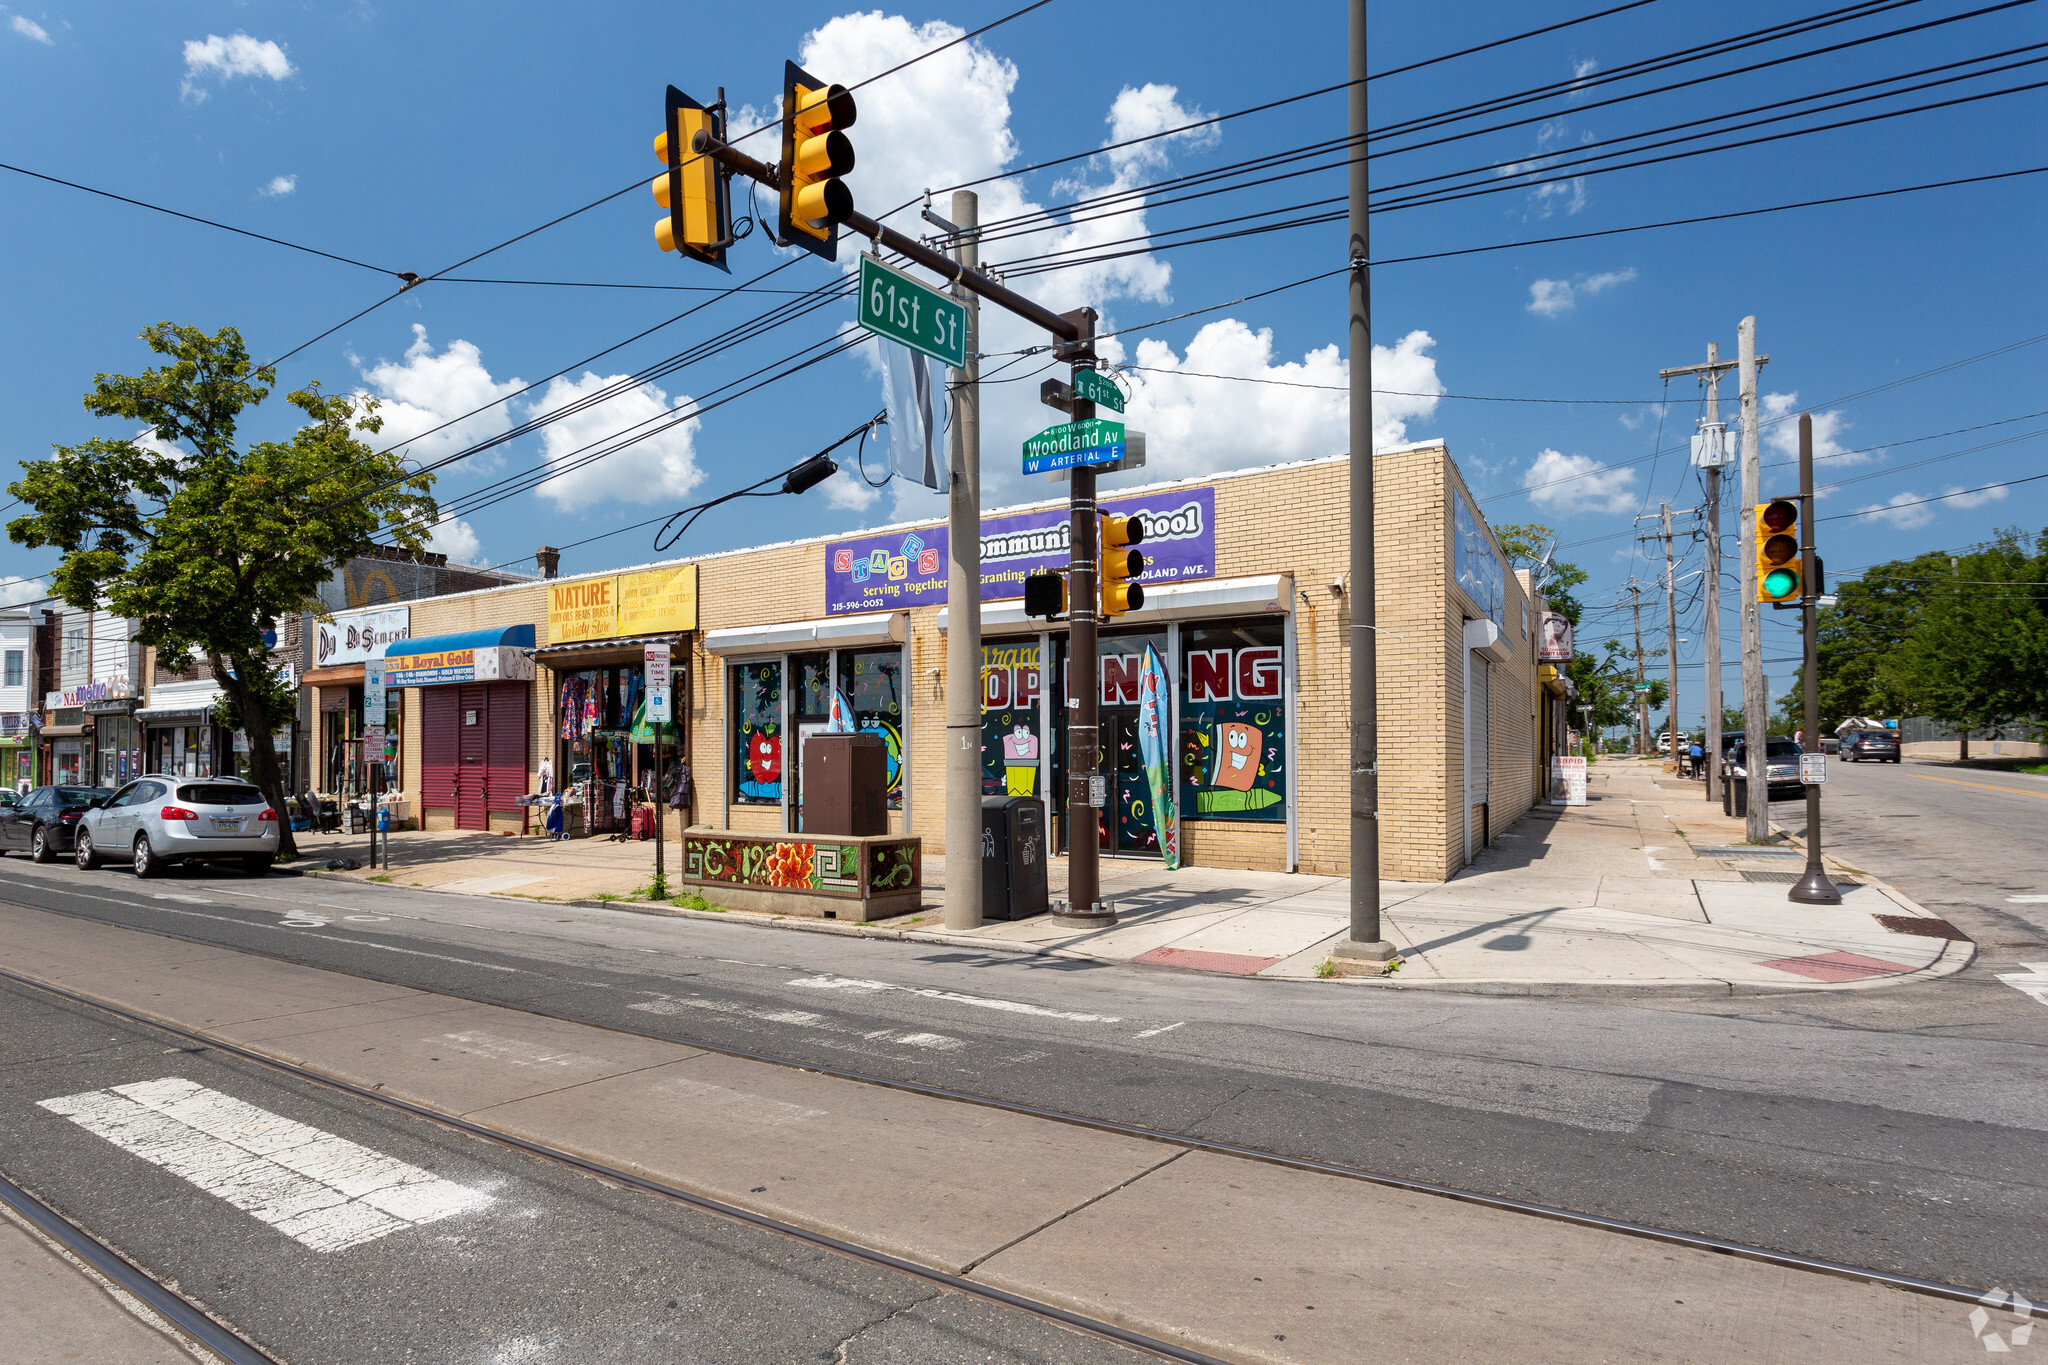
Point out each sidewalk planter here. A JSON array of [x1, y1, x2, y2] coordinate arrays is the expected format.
[[679, 826, 921, 922]]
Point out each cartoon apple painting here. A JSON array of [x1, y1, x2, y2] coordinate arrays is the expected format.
[[740, 729, 783, 799]]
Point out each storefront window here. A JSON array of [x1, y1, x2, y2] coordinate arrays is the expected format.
[[731, 660, 783, 804], [837, 648, 903, 809], [1180, 618, 1286, 822], [980, 640, 1043, 798], [793, 652, 832, 719]]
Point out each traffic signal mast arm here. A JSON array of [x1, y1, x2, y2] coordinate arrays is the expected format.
[[688, 129, 1079, 343]]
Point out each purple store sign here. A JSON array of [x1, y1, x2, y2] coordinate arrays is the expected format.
[[826, 486, 1216, 616]]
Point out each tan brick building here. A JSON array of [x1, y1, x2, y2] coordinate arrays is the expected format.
[[344, 444, 1553, 881]]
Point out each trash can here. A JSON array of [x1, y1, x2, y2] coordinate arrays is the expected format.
[[981, 795, 1048, 922], [1724, 776, 1748, 817]]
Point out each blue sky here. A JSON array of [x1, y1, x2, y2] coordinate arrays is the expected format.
[[3, 0, 2044, 729]]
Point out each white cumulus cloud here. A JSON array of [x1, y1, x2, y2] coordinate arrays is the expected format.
[[1527, 267, 1635, 317], [1522, 448, 1639, 514], [353, 326, 524, 468], [1862, 482, 2009, 528], [1761, 392, 1859, 465], [0, 576, 47, 606], [10, 14, 52, 44], [259, 174, 296, 198], [528, 372, 704, 511], [1113, 324, 1441, 484], [181, 33, 294, 101], [424, 519, 486, 565]]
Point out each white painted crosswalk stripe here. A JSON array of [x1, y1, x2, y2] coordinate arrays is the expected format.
[[39, 1077, 490, 1252], [784, 974, 1122, 1023], [1995, 963, 2048, 1009]]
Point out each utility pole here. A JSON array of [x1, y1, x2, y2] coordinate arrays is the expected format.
[[1791, 412, 1841, 904], [1336, 0, 1395, 965], [1738, 316, 1770, 841], [1630, 579, 1646, 755], [940, 190, 982, 931], [1662, 502, 1679, 769], [1658, 343, 1740, 804], [1055, 307, 1112, 924]]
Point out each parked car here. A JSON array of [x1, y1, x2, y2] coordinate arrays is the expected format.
[[73, 776, 279, 877], [0, 786, 114, 862], [1842, 730, 1901, 763], [1728, 738, 1805, 801]]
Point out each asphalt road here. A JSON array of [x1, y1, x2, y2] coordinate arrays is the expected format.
[[0, 973, 1150, 1365], [0, 848, 2042, 1309]]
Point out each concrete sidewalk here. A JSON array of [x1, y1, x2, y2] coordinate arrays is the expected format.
[[0, 905, 1993, 1364], [294, 756, 1971, 995]]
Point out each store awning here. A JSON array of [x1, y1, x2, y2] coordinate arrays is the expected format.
[[39, 724, 90, 738], [138, 680, 223, 722], [703, 612, 906, 655], [535, 630, 688, 668], [304, 663, 366, 687], [938, 574, 1295, 633], [383, 624, 536, 686]]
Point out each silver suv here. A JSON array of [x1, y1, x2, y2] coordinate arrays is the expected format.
[[75, 776, 279, 877]]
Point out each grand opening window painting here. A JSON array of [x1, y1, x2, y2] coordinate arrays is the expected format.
[[1179, 619, 1286, 821], [837, 648, 904, 808], [733, 661, 782, 804], [980, 640, 1043, 797]]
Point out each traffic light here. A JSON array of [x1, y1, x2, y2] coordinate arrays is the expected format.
[[1099, 513, 1146, 617], [1755, 498, 1802, 604], [777, 60, 857, 260], [1023, 571, 1066, 620], [653, 86, 731, 271]]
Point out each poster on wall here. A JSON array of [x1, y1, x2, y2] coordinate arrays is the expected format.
[[825, 487, 1216, 616], [1179, 622, 1287, 821]]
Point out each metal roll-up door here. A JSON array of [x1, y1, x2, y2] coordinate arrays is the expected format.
[[1470, 656, 1491, 807], [421, 688, 460, 817], [485, 682, 529, 832], [456, 684, 489, 830]]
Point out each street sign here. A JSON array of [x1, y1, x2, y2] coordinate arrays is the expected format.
[[1043, 430, 1146, 481], [1800, 753, 1826, 784], [1072, 368, 1124, 413], [1632, 681, 1653, 694], [645, 643, 672, 723], [857, 254, 966, 370], [1022, 418, 1125, 476], [363, 659, 387, 726]]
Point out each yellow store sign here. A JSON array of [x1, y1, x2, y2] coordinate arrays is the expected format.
[[547, 565, 697, 644]]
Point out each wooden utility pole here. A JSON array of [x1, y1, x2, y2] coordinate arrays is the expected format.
[[1630, 580, 1647, 755], [1738, 317, 1769, 841], [1662, 502, 1680, 769], [1336, 0, 1394, 964]]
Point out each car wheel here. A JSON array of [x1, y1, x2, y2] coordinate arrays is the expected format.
[[74, 830, 101, 870], [31, 826, 54, 864], [242, 855, 273, 876], [132, 834, 161, 879]]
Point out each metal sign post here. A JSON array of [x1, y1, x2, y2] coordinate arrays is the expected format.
[[646, 642, 673, 897]]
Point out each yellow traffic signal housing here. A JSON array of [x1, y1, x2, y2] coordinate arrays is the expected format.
[[1099, 513, 1147, 617], [653, 85, 731, 271], [1755, 498, 1802, 603], [778, 60, 856, 261]]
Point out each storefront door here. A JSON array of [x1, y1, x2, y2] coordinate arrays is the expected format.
[[423, 683, 529, 832]]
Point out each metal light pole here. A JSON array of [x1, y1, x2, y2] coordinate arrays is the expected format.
[[1337, 0, 1395, 964], [1790, 413, 1840, 904], [941, 191, 984, 931]]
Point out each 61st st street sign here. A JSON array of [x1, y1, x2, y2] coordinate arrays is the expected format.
[[857, 254, 966, 369], [1022, 418, 1125, 476]]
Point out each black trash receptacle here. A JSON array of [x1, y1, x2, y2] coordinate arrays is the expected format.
[[1726, 776, 1748, 817], [981, 796, 1048, 922]]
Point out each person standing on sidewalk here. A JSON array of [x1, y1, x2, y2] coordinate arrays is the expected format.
[[1687, 738, 1705, 779]]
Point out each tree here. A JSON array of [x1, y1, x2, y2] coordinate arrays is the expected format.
[[1494, 521, 1588, 625], [1811, 549, 1948, 722], [1877, 528, 2048, 736], [8, 323, 437, 861]]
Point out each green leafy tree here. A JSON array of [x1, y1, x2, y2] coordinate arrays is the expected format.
[[1810, 549, 1948, 722], [8, 323, 437, 861], [1876, 528, 2048, 736]]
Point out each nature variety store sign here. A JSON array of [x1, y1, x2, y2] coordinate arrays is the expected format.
[[825, 488, 1216, 616], [549, 565, 700, 643]]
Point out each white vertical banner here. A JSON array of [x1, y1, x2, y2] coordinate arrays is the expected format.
[[645, 643, 672, 723], [881, 339, 949, 492]]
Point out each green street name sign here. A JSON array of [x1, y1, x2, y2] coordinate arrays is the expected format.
[[1072, 368, 1124, 413], [857, 255, 966, 370], [1022, 418, 1125, 476], [1632, 682, 1653, 693]]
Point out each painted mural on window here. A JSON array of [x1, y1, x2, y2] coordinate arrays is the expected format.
[[1179, 619, 1286, 821], [732, 661, 782, 804], [837, 648, 903, 808], [1453, 488, 1507, 629], [980, 640, 1043, 797]]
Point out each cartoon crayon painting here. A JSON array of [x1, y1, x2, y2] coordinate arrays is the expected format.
[[1208, 720, 1262, 790], [1001, 724, 1039, 795]]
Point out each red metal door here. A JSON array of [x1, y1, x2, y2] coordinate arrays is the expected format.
[[456, 684, 489, 830], [421, 688, 460, 816], [485, 682, 529, 834]]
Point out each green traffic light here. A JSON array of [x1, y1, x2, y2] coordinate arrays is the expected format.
[[1763, 567, 1800, 599]]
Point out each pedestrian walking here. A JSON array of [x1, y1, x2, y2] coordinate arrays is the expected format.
[[1687, 739, 1705, 779]]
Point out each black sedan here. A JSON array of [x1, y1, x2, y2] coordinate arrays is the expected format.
[[1843, 730, 1902, 763], [0, 785, 115, 862]]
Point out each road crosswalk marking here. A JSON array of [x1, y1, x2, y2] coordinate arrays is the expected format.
[[1995, 964, 2048, 1009], [39, 1077, 490, 1252]]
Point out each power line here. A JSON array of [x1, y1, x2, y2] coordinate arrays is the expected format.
[[1111, 366, 1657, 402]]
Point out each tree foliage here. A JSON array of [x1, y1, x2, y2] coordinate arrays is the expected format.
[[1874, 529, 2048, 734], [8, 323, 438, 858]]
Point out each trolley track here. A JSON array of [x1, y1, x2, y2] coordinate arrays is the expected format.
[[0, 891, 2003, 1315]]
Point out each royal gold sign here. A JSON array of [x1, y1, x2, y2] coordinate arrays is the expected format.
[[617, 564, 698, 635]]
